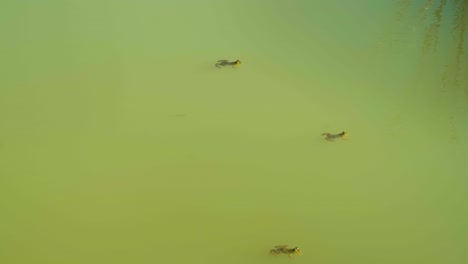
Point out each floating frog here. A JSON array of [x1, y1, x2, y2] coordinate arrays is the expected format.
[[321, 131, 348, 141], [269, 245, 302, 257], [215, 59, 241, 68]]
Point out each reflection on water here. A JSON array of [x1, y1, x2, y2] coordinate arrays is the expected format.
[[422, 0, 447, 53], [452, 1, 467, 95]]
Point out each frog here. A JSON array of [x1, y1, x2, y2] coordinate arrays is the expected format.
[[321, 131, 348, 141], [269, 245, 302, 257], [215, 59, 241, 68]]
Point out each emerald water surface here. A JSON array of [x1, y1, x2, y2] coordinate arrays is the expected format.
[[1, 1, 467, 263]]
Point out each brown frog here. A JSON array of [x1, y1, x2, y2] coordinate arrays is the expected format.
[[215, 59, 241, 68], [322, 131, 348, 141], [269, 245, 302, 257]]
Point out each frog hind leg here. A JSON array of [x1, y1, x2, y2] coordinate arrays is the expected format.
[[270, 249, 280, 255], [274, 245, 288, 249], [215, 60, 228, 68]]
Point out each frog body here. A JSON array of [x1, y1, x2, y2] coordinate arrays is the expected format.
[[215, 59, 241, 68], [269, 245, 301, 257], [321, 131, 348, 141]]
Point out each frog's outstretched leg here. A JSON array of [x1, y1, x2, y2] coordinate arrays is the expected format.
[[322, 133, 332, 141], [215, 60, 228, 68], [270, 249, 280, 255]]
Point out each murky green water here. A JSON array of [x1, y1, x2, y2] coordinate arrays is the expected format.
[[1, 1, 467, 263]]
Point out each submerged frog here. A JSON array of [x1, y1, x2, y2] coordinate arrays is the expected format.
[[215, 59, 241, 68], [269, 245, 302, 257], [322, 131, 348, 141]]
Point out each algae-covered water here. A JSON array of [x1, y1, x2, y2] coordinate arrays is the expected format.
[[1, 1, 467, 263]]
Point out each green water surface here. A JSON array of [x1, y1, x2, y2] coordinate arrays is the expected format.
[[1, 1, 467, 264]]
